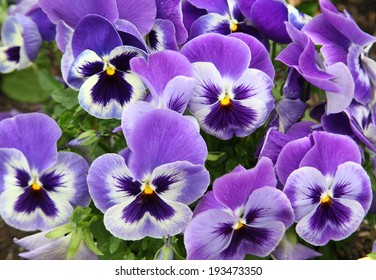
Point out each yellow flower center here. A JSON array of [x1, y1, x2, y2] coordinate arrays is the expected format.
[[321, 193, 332, 205], [233, 220, 245, 230], [143, 182, 154, 195], [220, 95, 231, 106], [230, 22, 238, 32], [31, 181, 42, 191], [106, 66, 116, 76]]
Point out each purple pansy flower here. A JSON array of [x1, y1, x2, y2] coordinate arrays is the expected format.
[[276, 131, 373, 246], [14, 230, 97, 260], [277, 22, 354, 114], [88, 108, 210, 240], [180, 33, 274, 140], [184, 157, 294, 260], [272, 235, 321, 260], [0, 113, 90, 231], [0, 14, 42, 73], [303, 0, 376, 105], [66, 15, 147, 119]]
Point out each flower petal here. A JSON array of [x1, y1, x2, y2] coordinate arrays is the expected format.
[[245, 186, 294, 228], [192, 191, 226, 217], [104, 196, 192, 240], [72, 15, 121, 57], [0, 113, 61, 173], [180, 33, 250, 80], [190, 13, 231, 38], [296, 198, 365, 246], [184, 209, 235, 260], [146, 19, 178, 52], [88, 153, 140, 213], [284, 166, 327, 221], [38, 0, 119, 27], [67, 49, 104, 89], [331, 162, 372, 212], [40, 152, 90, 208], [116, 0, 156, 35], [125, 109, 208, 179], [151, 161, 210, 204], [213, 157, 277, 212], [300, 131, 361, 176], [78, 70, 145, 119], [161, 76, 194, 113], [187, 0, 229, 14]]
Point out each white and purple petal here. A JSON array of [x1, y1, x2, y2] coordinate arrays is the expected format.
[[331, 162, 372, 212], [146, 19, 178, 52], [296, 198, 365, 246], [150, 161, 210, 205], [88, 153, 141, 212], [162, 76, 194, 113], [0, 113, 61, 173], [185, 209, 235, 260], [104, 195, 192, 240], [190, 13, 231, 38]]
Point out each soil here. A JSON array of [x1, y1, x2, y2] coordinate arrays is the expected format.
[[0, 0, 376, 260]]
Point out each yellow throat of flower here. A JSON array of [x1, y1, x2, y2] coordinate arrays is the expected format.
[[220, 95, 231, 106], [31, 181, 42, 191], [143, 182, 154, 195], [106, 66, 116, 76]]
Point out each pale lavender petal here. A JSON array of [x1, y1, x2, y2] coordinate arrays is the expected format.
[[17, 14, 42, 61], [184, 209, 235, 260], [150, 161, 210, 204], [324, 62, 354, 114], [275, 136, 313, 185], [121, 101, 155, 138], [38, 0, 119, 27], [116, 0, 156, 35], [0, 113, 61, 173], [104, 197, 192, 240], [245, 186, 294, 228], [296, 198, 365, 246], [331, 162, 372, 212], [87, 153, 140, 212], [272, 236, 322, 260], [125, 109, 208, 179], [71, 15, 121, 57], [14, 231, 51, 251], [284, 166, 327, 221], [56, 20, 73, 52], [228, 32, 275, 80], [300, 132, 361, 177], [162, 76, 194, 114], [213, 157, 277, 212], [180, 33, 251, 80]]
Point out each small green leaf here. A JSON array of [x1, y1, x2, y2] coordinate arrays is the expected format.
[[83, 228, 103, 256], [66, 229, 84, 260], [206, 152, 226, 162], [51, 88, 78, 110], [367, 252, 376, 260], [109, 236, 123, 254], [45, 224, 75, 239]]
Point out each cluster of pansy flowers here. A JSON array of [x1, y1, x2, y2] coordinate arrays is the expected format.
[[0, 0, 375, 260]]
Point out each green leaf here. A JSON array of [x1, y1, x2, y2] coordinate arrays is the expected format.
[[66, 229, 84, 260], [83, 228, 103, 256], [367, 252, 376, 260], [109, 236, 123, 254], [45, 224, 75, 239], [206, 151, 226, 162], [51, 88, 78, 110], [1, 67, 51, 103]]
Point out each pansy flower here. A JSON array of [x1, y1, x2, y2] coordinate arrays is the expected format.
[[0, 14, 42, 73], [303, 0, 376, 105], [88, 108, 210, 240], [180, 33, 274, 140], [276, 131, 373, 245], [276, 22, 354, 114], [0, 113, 90, 231], [184, 157, 294, 260], [66, 15, 147, 119]]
